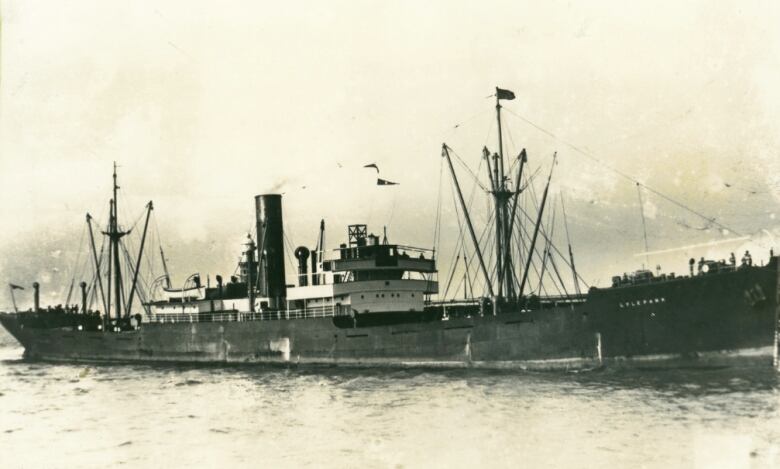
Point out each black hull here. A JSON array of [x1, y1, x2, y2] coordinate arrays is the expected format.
[[2, 261, 778, 371]]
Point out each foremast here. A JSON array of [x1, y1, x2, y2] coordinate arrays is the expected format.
[[88, 163, 154, 329], [102, 163, 129, 325]]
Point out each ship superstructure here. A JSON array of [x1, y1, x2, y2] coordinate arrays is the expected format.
[[150, 194, 438, 327]]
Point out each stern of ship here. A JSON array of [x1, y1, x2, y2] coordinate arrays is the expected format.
[[0, 313, 28, 351]]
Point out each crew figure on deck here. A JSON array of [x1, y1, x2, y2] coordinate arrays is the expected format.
[[741, 250, 753, 267], [729, 252, 736, 267]]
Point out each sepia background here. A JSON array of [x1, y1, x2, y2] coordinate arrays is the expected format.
[[2, 2, 780, 469], [1, 0, 779, 309]]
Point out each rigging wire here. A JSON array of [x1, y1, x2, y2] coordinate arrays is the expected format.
[[559, 191, 582, 294], [501, 107, 742, 236], [441, 155, 492, 298], [432, 156, 444, 255], [444, 184, 496, 298], [447, 146, 489, 193], [443, 181, 468, 297], [536, 199, 557, 296], [63, 222, 88, 305], [518, 177, 590, 288], [519, 177, 590, 288], [511, 222, 550, 297], [636, 183, 651, 268], [282, 225, 299, 280], [445, 108, 494, 139]]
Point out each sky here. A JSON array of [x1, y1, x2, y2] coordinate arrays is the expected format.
[[1, 0, 780, 308]]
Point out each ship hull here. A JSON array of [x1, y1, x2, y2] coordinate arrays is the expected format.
[[2, 262, 778, 371]]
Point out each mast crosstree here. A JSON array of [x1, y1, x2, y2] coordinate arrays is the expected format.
[[442, 87, 565, 310]]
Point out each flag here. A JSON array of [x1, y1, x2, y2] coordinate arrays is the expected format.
[[377, 178, 399, 186], [363, 163, 380, 173], [9, 283, 24, 290], [496, 87, 515, 100]]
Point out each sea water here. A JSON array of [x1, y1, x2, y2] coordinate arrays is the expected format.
[[1, 328, 779, 469]]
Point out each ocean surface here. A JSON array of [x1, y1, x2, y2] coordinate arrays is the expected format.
[[1, 328, 779, 469]]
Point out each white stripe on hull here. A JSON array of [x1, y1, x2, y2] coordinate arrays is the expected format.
[[30, 346, 775, 371]]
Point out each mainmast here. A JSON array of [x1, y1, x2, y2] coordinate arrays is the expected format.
[[444, 87, 565, 308], [493, 87, 517, 301], [103, 163, 129, 327]]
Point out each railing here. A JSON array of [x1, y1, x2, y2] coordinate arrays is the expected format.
[[428, 293, 587, 308], [147, 305, 349, 324], [611, 262, 745, 288]]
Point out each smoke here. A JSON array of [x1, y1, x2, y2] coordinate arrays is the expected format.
[[268, 179, 288, 193]]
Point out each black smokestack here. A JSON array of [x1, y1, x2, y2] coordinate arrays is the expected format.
[[80, 281, 88, 313], [255, 194, 287, 309], [33, 282, 40, 312], [294, 246, 310, 287]]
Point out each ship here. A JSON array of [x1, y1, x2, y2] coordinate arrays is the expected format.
[[2, 88, 779, 371]]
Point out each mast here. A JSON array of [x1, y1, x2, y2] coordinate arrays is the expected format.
[[495, 93, 508, 299], [126, 201, 153, 316], [112, 200, 122, 322], [492, 152, 503, 297], [105, 200, 112, 325], [442, 143, 495, 298], [103, 163, 129, 327], [496, 93, 506, 184], [493, 87, 516, 301]]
